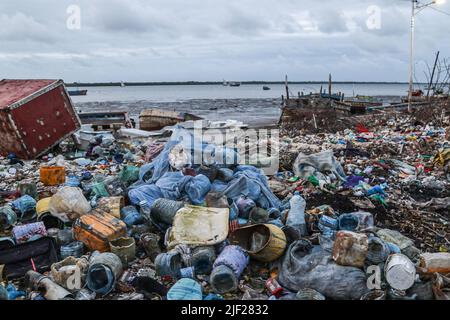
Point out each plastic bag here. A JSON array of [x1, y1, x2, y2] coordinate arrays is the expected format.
[[119, 165, 140, 186], [49, 187, 91, 222], [278, 240, 369, 300]]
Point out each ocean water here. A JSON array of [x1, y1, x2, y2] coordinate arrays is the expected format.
[[71, 83, 413, 127], [69, 83, 411, 103]]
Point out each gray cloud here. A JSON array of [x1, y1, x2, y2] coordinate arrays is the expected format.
[[0, 0, 449, 82]]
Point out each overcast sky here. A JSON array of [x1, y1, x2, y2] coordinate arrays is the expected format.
[[1, 0, 450, 82]]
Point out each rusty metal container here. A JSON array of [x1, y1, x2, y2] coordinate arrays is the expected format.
[[0, 79, 81, 159]]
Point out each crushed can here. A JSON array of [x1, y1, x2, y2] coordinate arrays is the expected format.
[[265, 278, 283, 297]]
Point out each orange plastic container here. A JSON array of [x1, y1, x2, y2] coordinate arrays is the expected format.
[[40, 166, 66, 186], [73, 211, 127, 252]]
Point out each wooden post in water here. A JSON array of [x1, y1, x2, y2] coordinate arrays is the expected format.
[[328, 74, 332, 96], [427, 51, 440, 99], [285, 75, 290, 100]]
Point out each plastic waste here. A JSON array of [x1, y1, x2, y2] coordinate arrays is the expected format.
[[278, 241, 369, 300], [18, 182, 38, 199], [236, 195, 256, 218], [121, 206, 145, 227], [40, 166, 66, 186], [286, 192, 307, 237], [65, 175, 81, 187], [151, 198, 184, 225], [155, 251, 183, 278], [210, 264, 238, 294], [60, 241, 84, 259], [75, 289, 96, 300], [212, 245, 249, 280], [0, 205, 17, 232], [191, 246, 216, 275], [49, 187, 91, 222], [332, 231, 368, 268], [12, 222, 47, 244], [229, 224, 287, 262], [119, 165, 140, 186], [296, 288, 326, 300], [25, 270, 73, 300], [109, 237, 136, 266], [11, 195, 36, 220], [338, 213, 360, 231], [86, 252, 123, 296], [419, 252, 450, 274], [51, 256, 89, 290], [385, 254, 416, 291], [367, 236, 390, 264], [167, 205, 229, 249], [0, 284, 7, 300], [140, 233, 161, 261], [167, 278, 202, 300]]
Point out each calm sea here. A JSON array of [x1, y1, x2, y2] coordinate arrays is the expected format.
[[70, 83, 412, 103], [71, 83, 416, 127]]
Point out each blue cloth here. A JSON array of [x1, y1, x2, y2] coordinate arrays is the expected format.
[[128, 172, 211, 206], [211, 166, 280, 210]]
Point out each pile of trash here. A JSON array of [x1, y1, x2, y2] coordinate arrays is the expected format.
[[0, 115, 449, 300]]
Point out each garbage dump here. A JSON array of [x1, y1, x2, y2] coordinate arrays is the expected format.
[[0, 108, 449, 301]]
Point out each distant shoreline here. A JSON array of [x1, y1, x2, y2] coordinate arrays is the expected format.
[[65, 81, 425, 87]]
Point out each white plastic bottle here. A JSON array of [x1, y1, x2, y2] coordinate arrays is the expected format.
[[286, 191, 307, 236]]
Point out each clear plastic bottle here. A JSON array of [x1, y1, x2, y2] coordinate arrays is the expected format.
[[139, 200, 151, 221], [286, 191, 307, 236]]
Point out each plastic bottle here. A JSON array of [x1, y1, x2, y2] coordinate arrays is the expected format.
[[286, 191, 307, 236], [139, 200, 151, 221]]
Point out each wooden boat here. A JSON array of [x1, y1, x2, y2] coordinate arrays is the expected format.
[[139, 108, 202, 131], [229, 82, 241, 87], [77, 111, 131, 130], [68, 89, 88, 96], [263, 86, 271, 91]]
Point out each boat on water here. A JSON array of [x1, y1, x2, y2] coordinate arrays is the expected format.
[[263, 86, 271, 91], [68, 89, 88, 96], [229, 82, 241, 87], [120, 81, 126, 87]]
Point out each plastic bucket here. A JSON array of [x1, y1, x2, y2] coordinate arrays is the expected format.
[[191, 246, 216, 275], [87, 252, 123, 295], [155, 251, 182, 278], [40, 166, 66, 186], [60, 241, 84, 259], [213, 245, 249, 278], [228, 224, 287, 262], [210, 265, 238, 294], [109, 237, 136, 266], [151, 198, 184, 225]]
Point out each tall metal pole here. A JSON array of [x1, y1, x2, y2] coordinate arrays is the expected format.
[[408, 0, 416, 112]]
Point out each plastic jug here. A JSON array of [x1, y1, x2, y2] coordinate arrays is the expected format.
[[286, 192, 307, 236]]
